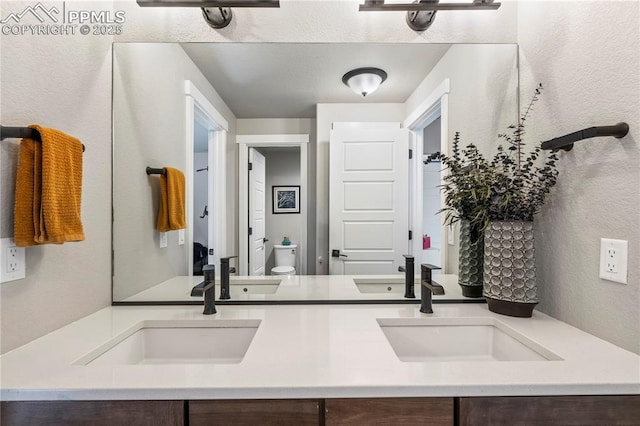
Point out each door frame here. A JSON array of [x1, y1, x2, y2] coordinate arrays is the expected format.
[[237, 134, 309, 276], [403, 78, 450, 270], [185, 80, 228, 273]]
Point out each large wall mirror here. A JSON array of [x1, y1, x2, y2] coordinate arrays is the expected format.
[[112, 42, 518, 304]]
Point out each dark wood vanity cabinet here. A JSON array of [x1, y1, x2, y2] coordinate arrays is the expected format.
[[457, 395, 640, 426], [0, 400, 184, 426], [188, 399, 322, 425], [325, 397, 453, 425], [4, 395, 640, 425]]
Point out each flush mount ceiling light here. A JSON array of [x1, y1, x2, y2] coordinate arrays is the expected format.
[[359, 0, 501, 32], [342, 68, 388, 97], [136, 0, 280, 29]]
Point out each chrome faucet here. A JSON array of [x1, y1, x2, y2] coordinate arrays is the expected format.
[[202, 264, 217, 315], [419, 263, 444, 314], [398, 255, 415, 298], [219, 255, 238, 300]]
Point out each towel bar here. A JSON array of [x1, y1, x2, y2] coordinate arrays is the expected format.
[[1, 125, 86, 152], [146, 167, 166, 175]]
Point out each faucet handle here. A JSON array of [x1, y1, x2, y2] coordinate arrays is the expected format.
[[203, 264, 215, 281]]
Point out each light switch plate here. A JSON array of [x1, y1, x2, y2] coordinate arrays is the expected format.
[[599, 238, 628, 284], [178, 229, 185, 245], [447, 225, 455, 246], [1, 238, 26, 283]]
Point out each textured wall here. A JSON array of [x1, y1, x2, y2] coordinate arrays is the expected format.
[[517, 1, 639, 354], [0, 1, 113, 353], [111, 43, 236, 301]]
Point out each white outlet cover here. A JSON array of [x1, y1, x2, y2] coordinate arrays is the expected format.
[[1, 238, 26, 283], [159, 232, 168, 248], [178, 229, 185, 245], [599, 238, 628, 284]]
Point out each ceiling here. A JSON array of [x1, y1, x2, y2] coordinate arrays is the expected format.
[[180, 43, 451, 119]]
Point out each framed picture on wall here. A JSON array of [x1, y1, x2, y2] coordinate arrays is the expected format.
[[273, 186, 300, 214]]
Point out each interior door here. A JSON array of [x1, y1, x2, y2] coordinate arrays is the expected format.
[[249, 148, 267, 276], [329, 123, 409, 275]]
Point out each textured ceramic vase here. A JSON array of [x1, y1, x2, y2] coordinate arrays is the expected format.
[[458, 220, 484, 298], [483, 220, 537, 317]]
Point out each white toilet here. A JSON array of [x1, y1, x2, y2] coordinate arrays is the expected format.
[[271, 244, 297, 276]]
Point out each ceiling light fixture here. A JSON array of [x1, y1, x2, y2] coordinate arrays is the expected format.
[[342, 68, 388, 97], [359, 0, 501, 32], [136, 0, 280, 29]]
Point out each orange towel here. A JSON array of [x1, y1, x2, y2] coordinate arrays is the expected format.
[[156, 167, 186, 232], [14, 125, 85, 246]]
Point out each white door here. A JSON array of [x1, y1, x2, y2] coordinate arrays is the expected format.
[[249, 148, 267, 275], [329, 123, 410, 275]]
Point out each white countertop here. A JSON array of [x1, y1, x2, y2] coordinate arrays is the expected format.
[[120, 274, 469, 302], [2, 303, 639, 401]]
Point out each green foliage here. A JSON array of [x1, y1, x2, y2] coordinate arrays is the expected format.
[[427, 83, 559, 235]]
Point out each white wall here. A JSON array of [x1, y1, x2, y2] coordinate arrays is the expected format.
[[111, 43, 236, 300], [517, 1, 639, 354], [406, 44, 520, 158], [263, 148, 302, 273], [0, 1, 113, 353]]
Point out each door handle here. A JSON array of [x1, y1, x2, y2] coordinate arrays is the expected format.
[[263, 238, 269, 243], [331, 249, 348, 258]]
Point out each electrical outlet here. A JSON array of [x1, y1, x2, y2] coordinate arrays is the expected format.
[[1, 238, 26, 283], [599, 238, 628, 284], [159, 232, 168, 248], [447, 225, 455, 246]]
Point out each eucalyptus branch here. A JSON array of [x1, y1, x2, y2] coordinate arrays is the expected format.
[[434, 83, 558, 233]]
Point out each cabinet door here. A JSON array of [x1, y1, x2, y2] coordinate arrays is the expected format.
[[458, 396, 640, 426], [189, 399, 322, 426], [0, 400, 184, 426], [325, 398, 453, 425]]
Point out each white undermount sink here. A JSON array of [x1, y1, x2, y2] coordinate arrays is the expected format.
[[354, 278, 422, 296], [378, 318, 562, 362], [229, 280, 280, 296], [75, 319, 261, 365]]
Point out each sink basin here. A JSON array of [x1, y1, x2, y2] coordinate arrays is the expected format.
[[229, 280, 280, 296], [75, 319, 261, 365], [354, 278, 421, 296], [378, 318, 561, 362]]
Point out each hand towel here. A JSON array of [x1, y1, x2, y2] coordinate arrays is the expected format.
[[14, 125, 85, 246], [156, 167, 186, 232]]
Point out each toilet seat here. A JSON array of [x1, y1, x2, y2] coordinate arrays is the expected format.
[[271, 266, 295, 275]]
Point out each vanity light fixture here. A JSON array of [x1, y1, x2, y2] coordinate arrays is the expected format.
[[136, 0, 280, 29], [342, 68, 388, 97], [359, 0, 501, 32]]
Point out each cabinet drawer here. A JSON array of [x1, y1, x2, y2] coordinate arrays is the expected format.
[[0, 400, 183, 426], [189, 399, 322, 426], [325, 397, 453, 425], [458, 395, 640, 426]]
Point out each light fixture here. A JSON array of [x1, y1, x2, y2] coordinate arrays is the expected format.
[[359, 0, 501, 32], [342, 68, 388, 97], [136, 0, 280, 29]]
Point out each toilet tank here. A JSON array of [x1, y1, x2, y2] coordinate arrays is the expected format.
[[273, 244, 297, 267]]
